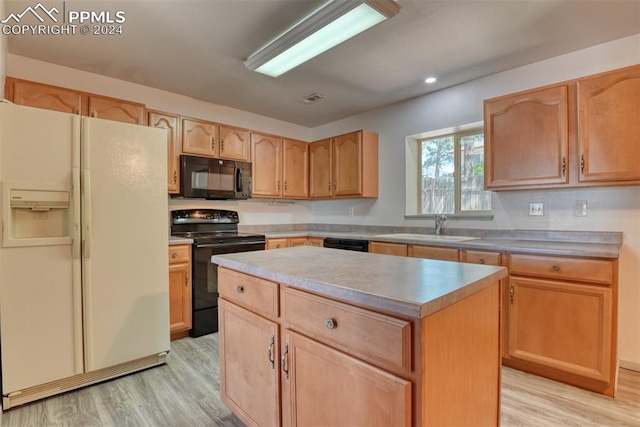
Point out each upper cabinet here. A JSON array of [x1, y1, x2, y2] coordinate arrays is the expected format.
[[87, 94, 146, 125], [5, 78, 83, 115], [5, 77, 146, 125], [148, 110, 181, 194], [251, 133, 309, 199], [484, 65, 640, 191], [182, 117, 220, 157], [577, 65, 640, 183], [219, 125, 250, 162], [310, 130, 378, 199], [484, 85, 569, 189]]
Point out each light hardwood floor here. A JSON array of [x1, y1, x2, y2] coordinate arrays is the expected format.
[[2, 334, 639, 426]]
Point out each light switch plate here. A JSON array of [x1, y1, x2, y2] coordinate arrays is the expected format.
[[529, 202, 544, 216]]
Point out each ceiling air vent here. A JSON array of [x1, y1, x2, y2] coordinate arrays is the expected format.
[[300, 93, 326, 104]]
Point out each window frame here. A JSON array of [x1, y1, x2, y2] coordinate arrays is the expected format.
[[415, 127, 493, 217]]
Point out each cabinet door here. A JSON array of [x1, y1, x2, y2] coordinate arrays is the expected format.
[[577, 65, 640, 182], [252, 133, 282, 197], [408, 245, 459, 261], [169, 262, 191, 334], [287, 237, 308, 247], [309, 138, 332, 198], [219, 299, 280, 427], [333, 132, 363, 196], [220, 125, 250, 161], [369, 242, 408, 256], [182, 118, 219, 157], [266, 238, 288, 250], [282, 139, 309, 198], [484, 85, 569, 188], [7, 78, 83, 115], [507, 277, 612, 382], [87, 95, 146, 125], [306, 237, 324, 247], [281, 330, 410, 427], [148, 110, 180, 194]]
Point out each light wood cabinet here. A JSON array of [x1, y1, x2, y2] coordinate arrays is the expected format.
[[87, 94, 146, 125], [220, 125, 250, 161], [408, 245, 459, 261], [504, 253, 617, 396], [168, 244, 192, 340], [219, 299, 280, 427], [266, 237, 322, 249], [5, 77, 83, 115], [148, 110, 180, 194], [369, 241, 408, 256], [252, 133, 309, 199], [309, 130, 378, 199], [577, 64, 640, 182], [484, 64, 640, 190], [182, 117, 220, 157], [484, 84, 569, 189], [281, 330, 411, 427]]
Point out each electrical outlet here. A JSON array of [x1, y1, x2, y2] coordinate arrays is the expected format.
[[348, 206, 355, 217], [529, 202, 544, 216], [574, 200, 588, 216]]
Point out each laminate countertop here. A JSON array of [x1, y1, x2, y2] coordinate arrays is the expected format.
[[262, 231, 621, 258], [212, 246, 507, 319]]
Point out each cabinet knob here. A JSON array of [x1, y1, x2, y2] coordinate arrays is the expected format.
[[221, 138, 225, 151], [236, 285, 244, 293], [173, 170, 177, 184], [171, 252, 177, 258], [552, 265, 560, 272], [478, 258, 485, 264], [325, 318, 337, 330]]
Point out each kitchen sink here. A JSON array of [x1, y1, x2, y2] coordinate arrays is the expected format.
[[373, 233, 479, 242]]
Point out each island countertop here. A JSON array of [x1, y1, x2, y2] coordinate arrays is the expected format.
[[212, 246, 507, 319]]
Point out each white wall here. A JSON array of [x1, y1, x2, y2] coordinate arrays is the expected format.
[[6, 54, 314, 225], [310, 34, 640, 369], [0, 0, 6, 98]]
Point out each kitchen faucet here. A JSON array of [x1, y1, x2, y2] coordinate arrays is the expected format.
[[434, 214, 447, 235]]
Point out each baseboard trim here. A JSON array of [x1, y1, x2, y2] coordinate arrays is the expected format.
[[619, 359, 640, 373]]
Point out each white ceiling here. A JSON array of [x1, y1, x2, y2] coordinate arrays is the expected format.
[[4, 0, 640, 127]]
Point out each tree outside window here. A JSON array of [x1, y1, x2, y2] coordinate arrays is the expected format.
[[420, 131, 491, 214]]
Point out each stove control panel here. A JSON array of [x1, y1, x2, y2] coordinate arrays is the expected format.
[[171, 209, 239, 224]]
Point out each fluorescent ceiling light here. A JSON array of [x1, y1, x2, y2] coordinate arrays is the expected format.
[[245, 0, 401, 77], [425, 77, 436, 84]]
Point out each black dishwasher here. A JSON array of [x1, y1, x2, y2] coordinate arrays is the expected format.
[[323, 238, 369, 252]]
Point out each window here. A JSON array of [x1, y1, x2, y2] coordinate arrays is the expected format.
[[419, 130, 491, 214]]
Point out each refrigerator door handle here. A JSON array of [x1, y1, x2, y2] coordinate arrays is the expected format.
[[72, 116, 84, 375]]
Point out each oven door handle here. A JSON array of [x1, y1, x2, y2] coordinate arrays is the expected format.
[[195, 241, 266, 249]]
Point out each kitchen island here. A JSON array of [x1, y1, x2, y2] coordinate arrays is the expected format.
[[213, 246, 507, 427]]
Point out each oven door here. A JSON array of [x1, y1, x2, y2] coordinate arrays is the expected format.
[[191, 240, 265, 337]]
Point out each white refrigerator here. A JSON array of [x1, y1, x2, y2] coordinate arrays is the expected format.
[[0, 102, 170, 409]]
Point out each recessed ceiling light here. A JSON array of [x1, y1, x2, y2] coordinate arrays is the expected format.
[[425, 77, 437, 84]]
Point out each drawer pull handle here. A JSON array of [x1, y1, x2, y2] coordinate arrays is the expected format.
[[267, 336, 275, 369], [281, 344, 289, 379], [171, 252, 178, 259], [236, 285, 244, 293], [325, 318, 337, 330], [478, 258, 485, 264], [552, 265, 560, 272]]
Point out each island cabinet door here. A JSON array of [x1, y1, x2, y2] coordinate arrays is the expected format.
[[219, 299, 280, 427], [280, 330, 411, 427]]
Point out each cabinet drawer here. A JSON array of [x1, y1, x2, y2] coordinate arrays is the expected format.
[[461, 250, 502, 266], [369, 241, 408, 256], [281, 287, 411, 374], [168, 245, 190, 264], [219, 268, 278, 319], [408, 245, 459, 261], [509, 254, 613, 285]]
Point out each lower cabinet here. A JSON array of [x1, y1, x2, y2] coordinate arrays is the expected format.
[[168, 244, 192, 339], [408, 245, 459, 261], [504, 253, 617, 395], [369, 241, 408, 256], [267, 237, 324, 249], [219, 299, 280, 427], [281, 330, 411, 427]]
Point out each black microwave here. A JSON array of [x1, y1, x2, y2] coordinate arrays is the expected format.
[[180, 155, 252, 200]]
